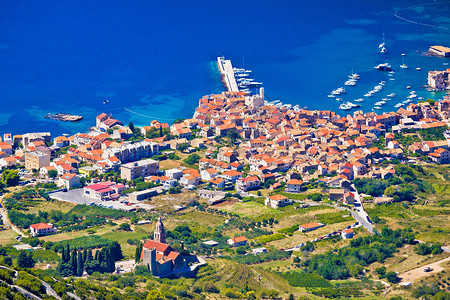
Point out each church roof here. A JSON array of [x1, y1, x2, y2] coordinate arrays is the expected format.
[[143, 240, 172, 253]]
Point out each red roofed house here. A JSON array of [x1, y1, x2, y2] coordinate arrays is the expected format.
[[222, 170, 243, 183], [236, 176, 261, 192], [83, 182, 123, 200], [299, 222, 324, 232], [285, 179, 303, 193], [341, 228, 354, 239], [343, 192, 355, 204], [265, 194, 291, 209], [58, 173, 81, 189], [227, 236, 248, 247], [141, 217, 188, 277], [30, 223, 57, 237]]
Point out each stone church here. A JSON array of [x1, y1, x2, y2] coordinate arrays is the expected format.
[[141, 217, 187, 277]]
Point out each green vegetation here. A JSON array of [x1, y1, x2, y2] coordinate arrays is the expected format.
[[280, 272, 332, 288], [254, 233, 285, 244], [301, 227, 415, 280], [414, 243, 443, 255]]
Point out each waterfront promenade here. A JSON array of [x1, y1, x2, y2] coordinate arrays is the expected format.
[[217, 56, 239, 92]]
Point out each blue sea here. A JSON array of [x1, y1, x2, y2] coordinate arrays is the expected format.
[[1, 0, 450, 136]]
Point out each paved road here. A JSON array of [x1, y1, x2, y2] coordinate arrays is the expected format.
[[350, 185, 375, 234]]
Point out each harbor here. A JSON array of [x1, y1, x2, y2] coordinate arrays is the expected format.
[[217, 56, 239, 92]]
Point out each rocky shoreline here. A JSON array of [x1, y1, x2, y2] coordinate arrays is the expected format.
[[44, 113, 83, 122]]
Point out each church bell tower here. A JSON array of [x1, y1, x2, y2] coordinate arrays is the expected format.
[[154, 217, 166, 244]]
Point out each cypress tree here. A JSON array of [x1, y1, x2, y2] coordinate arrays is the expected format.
[[135, 242, 143, 263], [65, 244, 70, 263], [94, 249, 99, 261], [83, 249, 87, 263], [70, 250, 77, 274], [87, 249, 93, 261], [18, 251, 28, 268], [61, 247, 66, 263], [106, 248, 115, 273], [77, 251, 84, 276]]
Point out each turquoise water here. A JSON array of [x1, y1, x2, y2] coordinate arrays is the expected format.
[[0, 1, 449, 136]]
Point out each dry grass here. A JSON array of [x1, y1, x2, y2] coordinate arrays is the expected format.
[[159, 159, 182, 170], [371, 243, 450, 274], [0, 228, 18, 245], [27, 199, 76, 214]]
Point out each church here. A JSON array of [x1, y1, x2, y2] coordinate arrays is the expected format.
[[141, 217, 187, 277]]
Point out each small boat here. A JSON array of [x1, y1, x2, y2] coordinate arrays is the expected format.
[[400, 53, 408, 69], [375, 63, 392, 71], [336, 98, 343, 101], [103, 99, 109, 104], [349, 73, 360, 80], [374, 106, 382, 110], [406, 86, 411, 89], [354, 98, 364, 102], [339, 103, 352, 110], [380, 47, 387, 54], [389, 78, 395, 81], [387, 93, 396, 97], [328, 94, 336, 98], [416, 67, 422, 71], [344, 80, 357, 86]]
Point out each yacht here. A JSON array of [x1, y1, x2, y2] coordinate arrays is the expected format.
[[339, 103, 352, 110], [387, 93, 396, 97], [328, 94, 336, 98], [336, 98, 343, 101], [406, 86, 411, 89], [364, 92, 373, 97], [344, 80, 357, 86], [374, 106, 382, 110], [394, 103, 404, 108], [400, 53, 408, 69], [380, 47, 387, 54], [375, 63, 392, 71], [390, 78, 395, 81], [349, 73, 360, 80], [354, 98, 364, 102], [416, 67, 421, 71], [331, 87, 346, 95]]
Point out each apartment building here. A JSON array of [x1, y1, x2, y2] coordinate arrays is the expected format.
[[120, 159, 159, 181]]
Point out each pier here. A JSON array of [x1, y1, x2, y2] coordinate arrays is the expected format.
[[217, 56, 239, 92]]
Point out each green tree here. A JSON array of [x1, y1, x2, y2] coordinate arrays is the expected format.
[[146, 290, 165, 300], [135, 242, 143, 263], [17, 251, 28, 268], [177, 143, 189, 152], [48, 169, 58, 178], [227, 130, 239, 143], [77, 251, 84, 276], [1, 169, 20, 187], [386, 271, 398, 283], [184, 153, 200, 165], [119, 223, 131, 231], [128, 122, 135, 133]]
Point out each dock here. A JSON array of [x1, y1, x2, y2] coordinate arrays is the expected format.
[[217, 56, 239, 92]]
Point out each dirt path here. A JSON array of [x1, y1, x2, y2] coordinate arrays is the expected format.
[[0, 195, 27, 237], [399, 256, 450, 283]]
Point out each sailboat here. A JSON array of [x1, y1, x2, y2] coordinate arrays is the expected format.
[[379, 31, 387, 54], [400, 53, 408, 69]]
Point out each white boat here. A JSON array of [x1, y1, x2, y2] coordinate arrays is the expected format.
[[364, 93, 373, 97], [380, 47, 387, 54], [349, 73, 360, 80], [354, 98, 364, 102], [336, 98, 343, 101], [331, 87, 346, 95], [387, 93, 396, 97], [394, 103, 404, 108], [328, 94, 336, 98], [374, 106, 382, 110], [339, 103, 352, 110], [344, 80, 357, 86], [416, 67, 421, 71], [375, 63, 392, 71], [389, 78, 395, 81], [378, 42, 385, 49], [400, 54, 408, 69], [406, 86, 411, 89]]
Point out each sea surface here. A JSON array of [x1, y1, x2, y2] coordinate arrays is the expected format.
[[1, 0, 450, 136]]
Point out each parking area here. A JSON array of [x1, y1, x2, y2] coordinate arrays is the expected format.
[[49, 189, 155, 211]]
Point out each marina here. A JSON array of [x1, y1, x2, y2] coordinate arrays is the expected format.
[[217, 56, 240, 92]]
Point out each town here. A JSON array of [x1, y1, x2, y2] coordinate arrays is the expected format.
[[1, 68, 450, 299]]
